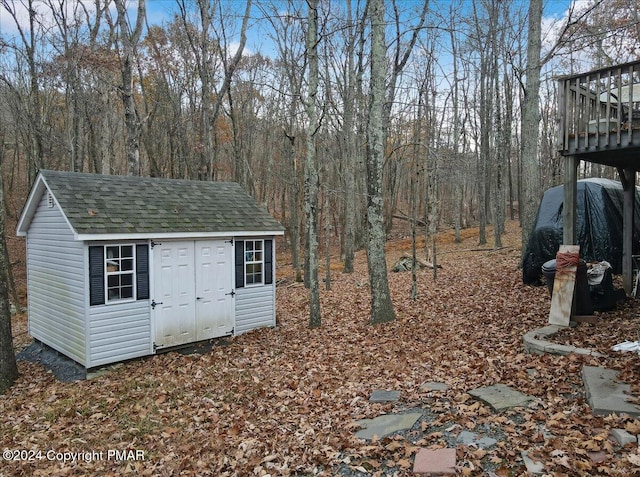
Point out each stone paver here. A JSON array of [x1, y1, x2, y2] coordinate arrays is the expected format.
[[413, 448, 456, 475], [421, 381, 449, 392], [523, 325, 604, 357], [588, 451, 607, 464], [611, 428, 636, 446], [456, 430, 497, 449], [521, 450, 544, 476], [369, 390, 400, 403], [354, 412, 422, 440], [468, 384, 534, 411], [582, 366, 640, 417]]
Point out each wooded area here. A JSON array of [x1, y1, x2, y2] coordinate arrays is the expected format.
[[0, 1, 637, 240], [0, 0, 638, 337]]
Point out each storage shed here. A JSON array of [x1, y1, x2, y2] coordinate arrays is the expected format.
[[17, 170, 285, 368]]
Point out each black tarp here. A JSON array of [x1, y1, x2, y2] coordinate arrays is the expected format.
[[522, 178, 640, 284]]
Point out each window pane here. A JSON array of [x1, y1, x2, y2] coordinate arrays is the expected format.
[[121, 286, 133, 299], [106, 261, 118, 272], [121, 274, 133, 286], [121, 245, 133, 257], [108, 275, 120, 287], [106, 246, 119, 259], [108, 289, 120, 300], [255, 241, 263, 251], [122, 259, 134, 271]]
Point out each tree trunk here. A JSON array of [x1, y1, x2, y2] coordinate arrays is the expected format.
[[367, 0, 395, 325], [521, 0, 543, 255], [476, 9, 489, 246], [0, 152, 18, 394], [115, 0, 146, 176], [325, 185, 331, 291], [305, 0, 321, 328], [424, 87, 438, 265], [410, 93, 423, 301], [449, 10, 462, 244], [490, 0, 504, 249], [342, 0, 357, 274]]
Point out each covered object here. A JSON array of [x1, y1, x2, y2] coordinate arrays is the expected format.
[[522, 178, 640, 284]]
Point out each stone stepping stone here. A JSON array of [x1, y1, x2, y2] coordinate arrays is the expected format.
[[582, 366, 640, 417], [521, 450, 544, 476], [354, 412, 422, 440], [369, 389, 400, 403], [456, 430, 497, 449], [611, 428, 636, 446], [420, 381, 449, 392], [413, 448, 456, 475], [468, 384, 534, 411]]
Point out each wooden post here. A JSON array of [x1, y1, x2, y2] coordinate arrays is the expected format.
[[563, 155, 578, 246], [549, 245, 580, 327]]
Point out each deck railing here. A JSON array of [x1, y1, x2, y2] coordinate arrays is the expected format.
[[558, 60, 640, 156]]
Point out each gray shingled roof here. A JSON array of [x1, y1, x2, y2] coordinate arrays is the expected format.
[[39, 170, 284, 236]]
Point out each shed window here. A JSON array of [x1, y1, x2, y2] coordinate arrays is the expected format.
[[89, 244, 149, 306], [245, 240, 263, 285], [106, 245, 135, 301], [235, 239, 273, 288]]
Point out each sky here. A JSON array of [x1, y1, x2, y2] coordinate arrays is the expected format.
[[1, 0, 577, 51]]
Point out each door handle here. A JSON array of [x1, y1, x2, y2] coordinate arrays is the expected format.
[[151, 300, 163, 310], [196, 297, 202, 300], [225, 290, 236, 297]]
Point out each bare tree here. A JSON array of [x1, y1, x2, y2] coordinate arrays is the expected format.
[[448, 3, 464, 244], [520, 0, 542, 256], [260, 1, 306, 283], [305, 0, 321, 328], [0, 0, 45, 182], [340, 0, 366, 274], [86, 0, 117, 175], [113, 0, 146, 176], [0, 146, 18, 394], [367, 0, 395, 324], [382, 0, 430, 233], [177, 0, 252, 180]]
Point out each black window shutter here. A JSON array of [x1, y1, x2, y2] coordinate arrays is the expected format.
[[235, 240, 245, 288], [136, 244, 150, 300], [89, 246, 105, 306], [264, 239, 273, 285]]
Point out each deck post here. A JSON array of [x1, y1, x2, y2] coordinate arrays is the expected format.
[[619, 167, 635, 294], [563, 155, 578, 246]]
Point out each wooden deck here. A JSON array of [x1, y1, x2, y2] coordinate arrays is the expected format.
[[558, 60, 640, 166]]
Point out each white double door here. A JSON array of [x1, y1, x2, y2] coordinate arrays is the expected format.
[[153, 240, 234, 348]]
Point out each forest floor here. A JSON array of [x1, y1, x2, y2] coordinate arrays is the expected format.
[[3, 219, 640, 476]]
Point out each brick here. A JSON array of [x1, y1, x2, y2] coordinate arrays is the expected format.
[[413, 448, 456, 475]]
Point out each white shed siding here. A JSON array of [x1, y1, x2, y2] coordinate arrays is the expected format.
[[27, 193, 86, 365], [88, 300, 151, 367], [234, 285, 275, 334]]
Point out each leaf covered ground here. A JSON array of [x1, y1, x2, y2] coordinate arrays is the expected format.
[[3, 220, 640, 476]]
